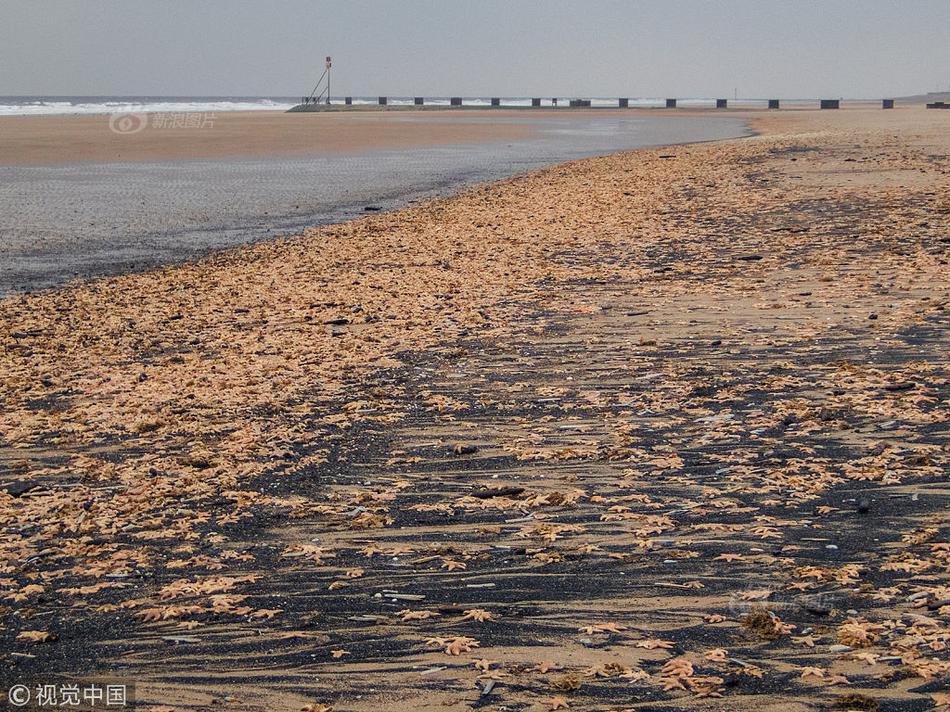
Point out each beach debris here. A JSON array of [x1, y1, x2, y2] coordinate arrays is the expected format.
[[15, 630, 55, 644], [471, 485, 524, 498], [0, 118, 947, 711]]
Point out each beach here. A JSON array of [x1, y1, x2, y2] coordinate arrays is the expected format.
[[0, 105, 948, 711], [0, 110, 748, 295], [0, 110, 544, 165]]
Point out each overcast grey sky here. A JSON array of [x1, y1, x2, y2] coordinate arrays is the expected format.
[[1, 0, 948, 98]]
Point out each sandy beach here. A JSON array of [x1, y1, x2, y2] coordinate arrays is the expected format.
[[0, 110, 544, 165], [0, 108, 744, 166], [0, 110, 748, 295], [0, 106, 948, 711]]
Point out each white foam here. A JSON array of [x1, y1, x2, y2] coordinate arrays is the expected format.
[[0, 99, 297, 116]]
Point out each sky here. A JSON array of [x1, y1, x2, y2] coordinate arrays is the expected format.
[[1, 0, 948, 99]]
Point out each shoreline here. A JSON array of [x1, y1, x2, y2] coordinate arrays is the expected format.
[[0, 108, 762, 166], [0, 102, 902, 166], [0, 107, 947, 710], [0, 111, 750, 296], [0, 109, 531, 166]]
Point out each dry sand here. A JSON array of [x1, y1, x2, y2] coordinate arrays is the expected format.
[[0, 106, 947, 711]]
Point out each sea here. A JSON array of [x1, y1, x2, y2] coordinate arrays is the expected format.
[[0, 95, 800, 116]]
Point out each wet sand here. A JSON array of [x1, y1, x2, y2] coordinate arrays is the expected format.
[[0, 110, 748, 295], [0, 110, 541, 165], [0, 106, 948, 711]]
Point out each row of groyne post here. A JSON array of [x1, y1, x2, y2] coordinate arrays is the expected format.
[[292, 97, 910, 112]]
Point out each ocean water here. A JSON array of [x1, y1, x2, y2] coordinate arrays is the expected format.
[[0, 96, 299, 116], [0, 95, 801, 116]]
